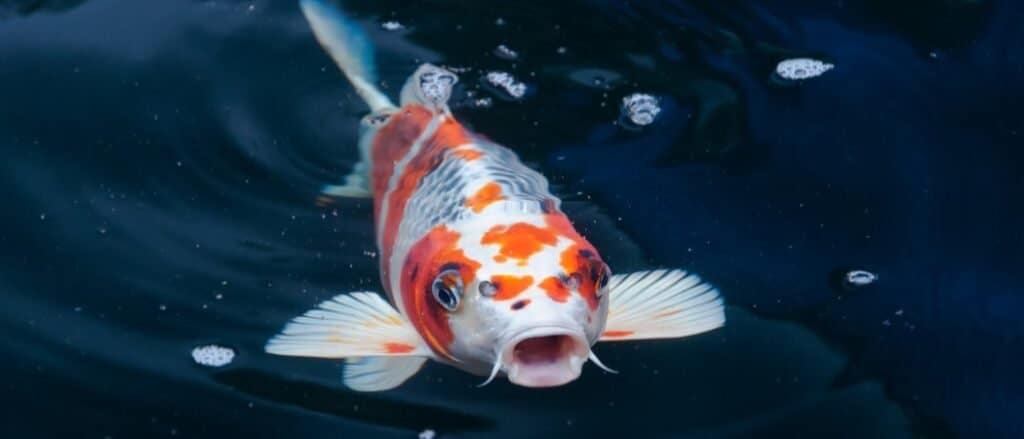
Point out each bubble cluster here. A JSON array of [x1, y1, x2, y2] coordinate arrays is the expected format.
[[844, 270, 878, 287], [418, 68, 457, 106], [620, 93, 661, 128], [380, 21, 404, 31], [191, 344, 236, 367], [472, 97, 493, 108], [494, 44, 519, 60], [484, 71, 527, 100], [775, 58, 834, 81]]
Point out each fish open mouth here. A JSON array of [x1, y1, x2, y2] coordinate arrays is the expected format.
[[501, 329, 589, 388]]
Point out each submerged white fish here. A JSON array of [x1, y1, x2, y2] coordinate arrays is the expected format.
[[265, 0, 726, 392]]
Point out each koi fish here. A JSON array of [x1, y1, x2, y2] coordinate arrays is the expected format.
[[265, 0, 725, 391]]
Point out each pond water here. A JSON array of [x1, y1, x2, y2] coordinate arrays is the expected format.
[[1, 0, 1021, 437]]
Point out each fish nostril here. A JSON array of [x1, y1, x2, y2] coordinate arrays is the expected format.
[[511, 299, 531, 310]]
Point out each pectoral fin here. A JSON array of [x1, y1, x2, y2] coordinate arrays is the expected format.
[[343, 356, 429, 392], [266, 291, 429, 358], [265, 292, 431, 391], [600, 269, 725, 342]]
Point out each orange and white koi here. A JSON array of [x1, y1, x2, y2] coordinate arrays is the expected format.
[[265, 0, 725, 391]]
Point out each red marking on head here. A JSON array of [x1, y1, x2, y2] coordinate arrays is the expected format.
[[490, 275, 534, 301], [465, 182, 505, 213], [383, 342, 416, 354], [400, 226, 481, 358], [481, 222, 558, 266], [558, 246, 601, 310], [511, 299, 531, 310], [545, 211, 603, 310], [539, 276, 570, 303], [559, 245, 582, 275], [602, 330, 634, 338], [376, 110, 473, 298]]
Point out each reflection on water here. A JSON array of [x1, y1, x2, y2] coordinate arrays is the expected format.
[[1, 0, 1020, 437]]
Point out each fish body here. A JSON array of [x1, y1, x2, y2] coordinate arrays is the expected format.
[[266, 0, 725, 391]]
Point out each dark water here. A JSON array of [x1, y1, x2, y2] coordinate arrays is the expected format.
[[1, 0, 1021, 437]]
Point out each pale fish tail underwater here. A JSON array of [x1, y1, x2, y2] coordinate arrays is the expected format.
[[264, 0, 725, 392]]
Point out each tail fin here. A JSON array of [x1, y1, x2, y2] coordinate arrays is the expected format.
[[299, 0, 394, 111]]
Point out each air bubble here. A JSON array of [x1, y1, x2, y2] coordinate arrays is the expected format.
[[494, 44, 519, 60], [619, 93, 661, 128], [844, 270, 878, 287], [191, 344, 236, 367], [417, 68, 457, 107], [775, 58, 834, 81], [380, 21, 404, 31], [483, 71, 527, 100]]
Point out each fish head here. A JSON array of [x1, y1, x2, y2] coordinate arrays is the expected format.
[[403, 213, 611, 388]]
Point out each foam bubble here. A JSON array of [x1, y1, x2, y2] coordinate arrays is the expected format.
[[620, 93, 661, 128], [494, 44, 519, 61], [844, 270, 878, 287], [775, 58, 834, 81], [380, 21, 404, 31], [191, 344, 236, 367], [484, 71, 527, 100]]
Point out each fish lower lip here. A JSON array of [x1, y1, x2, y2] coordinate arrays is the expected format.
[[500, 329, 589, 388]]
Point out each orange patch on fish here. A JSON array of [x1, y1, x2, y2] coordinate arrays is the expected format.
[[465, 182, 505, 213], [481, 222, 558, 265], [452, 148, 483, 161], [602, 330, 634, 338], [401, 225, 481, 359], [383, 342, 416, 354], [539, 276, 570, 303], [378, 111, 472, 300], [546, 210, 603, 311], [559, 244, 583, 275], [490, 275, 534, 301], [370, 105, 433, 218]]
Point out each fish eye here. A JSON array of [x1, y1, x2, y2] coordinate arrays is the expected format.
[[595, 264, 611, 297], [431, 269, 463, 312], [478, 280, 497, 298]]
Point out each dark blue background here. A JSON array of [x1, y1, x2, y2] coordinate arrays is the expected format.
[[0, 0, 1019, 437]]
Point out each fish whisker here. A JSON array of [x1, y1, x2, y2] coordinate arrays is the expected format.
[[477, 350, 504, 387], [588, 351, 618, 374]]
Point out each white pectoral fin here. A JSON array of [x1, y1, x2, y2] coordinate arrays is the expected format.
[[265, 292, 431, 391], [343, 356, 429, 392], [266, 291, 429, 359], [600, 269, 725, 342]]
